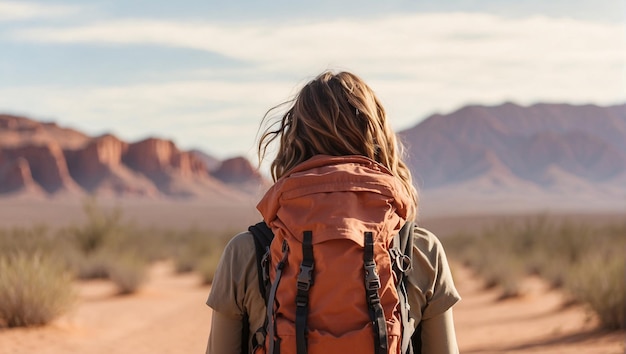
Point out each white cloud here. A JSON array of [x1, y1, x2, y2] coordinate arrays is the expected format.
[[10, 13, 623, 68], [0, 1, 80, 21], [3, 12, 625, 156], [0, 80, 296, 157]]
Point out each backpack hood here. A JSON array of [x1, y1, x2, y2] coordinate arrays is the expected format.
[[257, 155, 410, 246]]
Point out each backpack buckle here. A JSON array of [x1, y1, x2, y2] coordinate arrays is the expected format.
[[297, 264, 314, 291], [364, 263, 381, 291]]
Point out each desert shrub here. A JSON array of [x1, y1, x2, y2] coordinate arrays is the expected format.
[[118, 227, 173, 262], [564, 247, 625, 330], [59, 199, 155, 291], [0, 252, 75, 327], [462, 235, 524, 297], [64, 246, 148, 294], [65, 248, 113, 280], [440, 231, 477, 267], [0, 225, 72, 258], [480, 253, 525, 298], [443, 215, 626, 329], [533, 253, 569, 288], [171, 228, 232, 274], [105, 251, 149, 295], [58, 199, 233, 290], [66, 198, 124, 255], [0, 198, 238, 301]]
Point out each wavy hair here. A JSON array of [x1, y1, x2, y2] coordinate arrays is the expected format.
[[258, 71, 418, 219]]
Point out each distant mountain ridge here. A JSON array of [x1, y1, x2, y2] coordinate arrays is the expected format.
[[1, 103, 624, 214], [0, 115, 266, 199], [400, 102, 626, 192]]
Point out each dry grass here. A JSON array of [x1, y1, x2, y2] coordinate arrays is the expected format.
[[443, 215, 626, 330], [565, 254, 625, 330], [68, 198, 124, 255], [106, 251, 149, 295], [0, 252, 75, 327], [171, 228, 233, 276], [0, 198, 235, 327]]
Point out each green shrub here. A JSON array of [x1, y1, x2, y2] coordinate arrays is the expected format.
[[0, 253, 75, 327]]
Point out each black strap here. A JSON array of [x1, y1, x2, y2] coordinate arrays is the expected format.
[[268, 240, 289, 354], [241, 312, 250, 354], [296, 231, 314, 354], [412, 322, 422, 354], [249, 222, 274, 301], [247, 222, 275, 353], [364, 231, 388, 354], [398, 222, 414, 257]]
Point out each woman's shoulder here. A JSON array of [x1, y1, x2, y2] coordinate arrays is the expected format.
[[411, 225, 446, 258], [228, 230, 255, 245], [212, 231, 256, 282], [206, 230, 257, 314], [222, 230, 256, 257]]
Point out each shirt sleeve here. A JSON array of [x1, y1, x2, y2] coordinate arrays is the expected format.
[[206, 231, 266, 354], [206, 231, 256, 319], [205, 232, 251, 354], [407, 226, 461, 322], [420, 309, 459, 354], [206, 310, 244, 354]]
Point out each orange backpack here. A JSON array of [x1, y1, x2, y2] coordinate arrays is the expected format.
[[248, 155, 418, 354]]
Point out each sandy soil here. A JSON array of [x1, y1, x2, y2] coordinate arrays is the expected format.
[[0, 262, 213, 354], [0, 261, 623, 354], [453, 266, 625, 353]]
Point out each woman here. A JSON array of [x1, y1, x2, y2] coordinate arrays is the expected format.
[[206, 71, 460, 354]]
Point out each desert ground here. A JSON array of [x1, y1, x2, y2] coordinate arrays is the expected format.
[[0, 198, 624, 353], [0, 261, 623, 353]]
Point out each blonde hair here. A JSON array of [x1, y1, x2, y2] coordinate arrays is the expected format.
[[258, 71, 418, 220]]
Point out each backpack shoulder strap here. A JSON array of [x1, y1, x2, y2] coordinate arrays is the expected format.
[[393, 221, 418, 354], [248, 221, 274, 301], [397, 221, 415, 258], [245, 222, 275, 353], [402, 222, 424, 354]]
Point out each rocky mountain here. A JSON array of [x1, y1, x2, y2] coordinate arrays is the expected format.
[[2, 103, 624, 214], [399, 102, 626, 207], [210, 156, 270, 196], [190, 149, 221, 172], [0, 114, 264, 200]]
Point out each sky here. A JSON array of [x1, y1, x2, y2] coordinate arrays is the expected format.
[[0, 1, 624, 162]]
